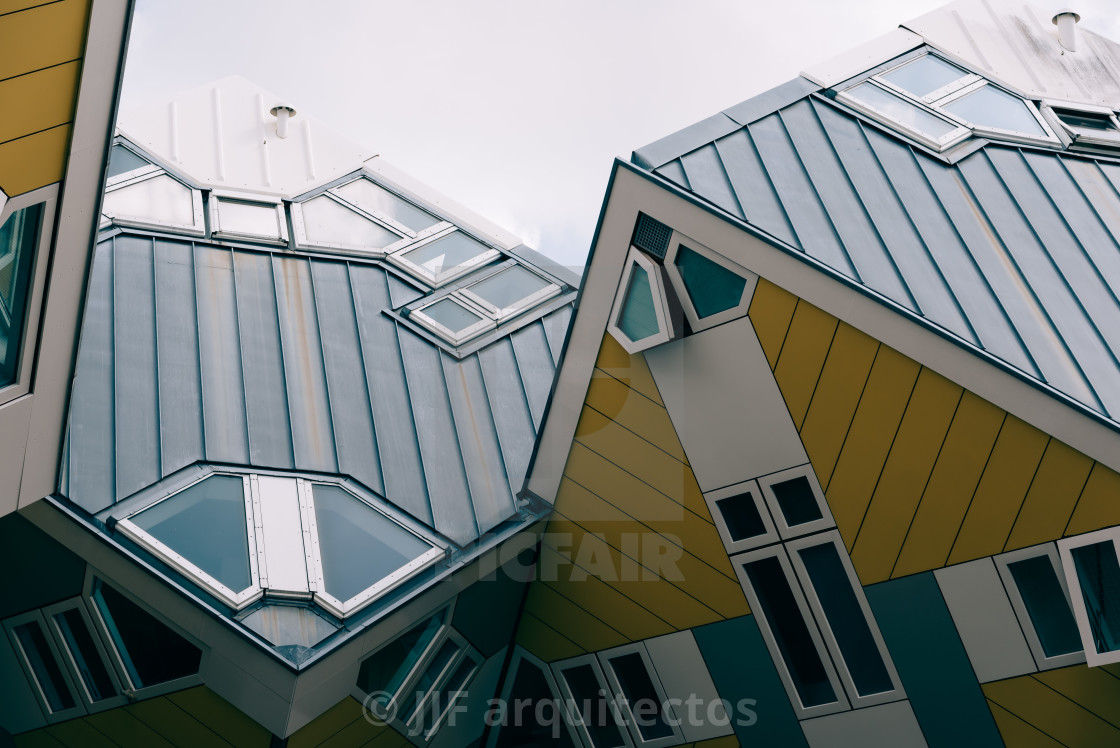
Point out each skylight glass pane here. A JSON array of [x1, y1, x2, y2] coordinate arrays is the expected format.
[[1055, 109, 1119, 132], [420, 298, 484, 334], [217, 199, 281, 238], [91, 580, 202, 688], [102, 174, 195, 227], [400, 232, 491, 279], [798, 542, 894, 696], [674, 245, 747, 319], [618, 264, 660, 342], [357, 612, 445, 699], [0, 203, 42, 388], [608, 652, 674, 740], [107, 145, 150, 179], [1070, 541, 1120, 654], [1008, 556, 1082, 658], [336, 179, 440, 233], [54, 608, 116, 701], [881, 55, 969, 98], [300, 195, 401, 249], [312, 484, 434, 603], [131, 474, 252, 593], [846, 82, 958, 141], [942, 85, 1046, 136], [13, 622, 75, 712], [468, 265, 552, 313]]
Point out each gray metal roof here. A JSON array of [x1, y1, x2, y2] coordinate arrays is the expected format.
[[64, 233, 570, 545], [636, 83, 1120, 425]]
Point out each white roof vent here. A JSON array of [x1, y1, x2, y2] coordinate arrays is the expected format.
[[269, 103, 296, 138], [1053, 9, 1081, 53]]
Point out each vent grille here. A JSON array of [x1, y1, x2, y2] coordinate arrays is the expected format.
[[632, 213, 672, 260]]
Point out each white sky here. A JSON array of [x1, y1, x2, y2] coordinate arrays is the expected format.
[[121, 0, 1120, 270]]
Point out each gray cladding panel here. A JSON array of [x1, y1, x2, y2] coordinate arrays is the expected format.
[[713, 130, 799, 247], [679, 145, 745, 220], [65, 236, 566, 544]]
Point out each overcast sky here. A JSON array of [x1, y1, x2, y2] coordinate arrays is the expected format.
[[120, 1, 1120, 269]]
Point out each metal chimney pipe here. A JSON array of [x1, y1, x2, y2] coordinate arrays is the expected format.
[[269, 104, 297, 139], [1053, 9, 1081, 53]]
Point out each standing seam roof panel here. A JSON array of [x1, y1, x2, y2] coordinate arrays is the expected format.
[[478, 337, 536, 499], [712, 130, 800, 248]]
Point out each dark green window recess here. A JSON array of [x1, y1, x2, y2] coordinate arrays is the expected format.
[[674, 244, 748, 319], [1008, 555, 1082, 659]]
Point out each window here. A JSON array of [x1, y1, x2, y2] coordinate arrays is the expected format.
[[492, 649, 578, 748], [101, 170, 205, 235], [106, 143, 153, 181], [1058, 529, 1120, 666], [292, 193, 406, 254], [3, 612, 83, 721], [112, 470, 445, 617], [662, 232, 755, 333], [552, 656, 633, 748], [335, 177, 441, 235], [606, 247, 675, 355], [757, 466, 834, 539], [1047, 105, 1120, 149], [209, 194, 288, 244], [837, 52, 1058, 150], [45, 601, 122, 705], [704, 479, 780, 554], [410, 296, 496, 345], [599, 645, 682, 747], [461, 264, 561, 321], [0, 201, 44, 391], [390, 230, 500, 286], [995, 545, 1084, 670]]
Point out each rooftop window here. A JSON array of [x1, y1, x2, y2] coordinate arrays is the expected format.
[[209, 194, 288, 244], [995, 545, 1084, 670], [663, 231, 756, 332], [293, 193, 405, 254], [1048, 105, 1120, 150], [607, 247, 675, 354], [101, 170, 205, 235], [335, 177, 441, 234], [390, 230, 499, 286]]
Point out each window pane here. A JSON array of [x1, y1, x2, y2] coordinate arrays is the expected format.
[[216, 199, 281, 238], [336, 179, 439, 233], [846, 82, 959, 140], [674, 245, 747, 319], [798, 542, 894, 696], [102, 174, 196, 227], [420, 298, 485, 334], [428, 656, 477, 724], [1070, 541, 1120, 654], [13, 622, 75, 712], [770, 475, 823, 527], [1008, 556, 1082, 658], [496, 659, 576, 748], [618, 264, 660, 342], [468, 265, 552, 313], [131, 474, 252, 593], [400, 232, 491, 279], [356, 612, 445, 699], [107, 144, 150, 179], [300, 195, 400, 249], [608, 652, 674, 741], [54, 608, 116, 702], [0, 203, 42, 387], [942, 85, 1046, 136], [561, 664, 628, 748], [881, 55, 970, 98], [715, 492, 767, 541], [743, 556, 837, 708], [1054, 109, 1119, 132], [312, 484, 434, 603], [399, 638, 460, 722], [92, 580, 201, 688]]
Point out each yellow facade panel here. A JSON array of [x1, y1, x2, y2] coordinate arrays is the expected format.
[[575, 405, 709, 519], [12, 732, 65, 748], [594, 334, 664, 406], [0, 60, 79, 146], [747, 277, 798, 369], [1005, 439, 1093, 552], [0, 124, 70, 196], [850, 368, 962, 584], [987, 702, 1065, 748], [523, 582, 630, 652], [583, 371, 688, 463], [773, 300, 839, 429], [0, 0, 88, 81], [693, 737, 741, 748], [984, 675, 1120, 746], [42, 722, 113, 748], [948, 415, 1049, 566], [515, 610, 587, 662], [892, 391, 1005, 577], [1065, 462, 1120, 537], [798, 322, 879, 488], [823, 346, 920, 549], [125, 698, 231, 747], [80, 708, 176, 748], [288, 698, 363, 748], [1034, 665, 1120, 730], [167, 687, 271, 748]]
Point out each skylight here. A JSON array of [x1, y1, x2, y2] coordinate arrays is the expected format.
[[391, 230, 499, 286]]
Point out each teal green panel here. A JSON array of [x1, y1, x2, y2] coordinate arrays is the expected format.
[[674, 245, 747, 318], [619, 264, 659, 341], [865, 573, 1002, 748], [693, 614, 808, 747]]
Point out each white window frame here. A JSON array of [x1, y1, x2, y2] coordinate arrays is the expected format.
[[785, 531, 905, 709], [388, 227, 500, 287], [607, 247, 675, 355], [42, 599, 128, 712], [995, 544, 1085, 671], [704, 478, 781, 554], [732, 545, 850, 720], [0, 185, 57, 406], [290, 192, 412, 257], [756, 465, 835, 539], [1043, 101, 1120, 149], [3, 610, 86, 723], [596, 643, 684, 748], [663, 231, 757, 332], [101, 170, 205, 236], [552, 654, 636, 748], [410, 295, 497, 346], [331, 176, 447, 240], [837, 79, 971, 152], [1057, 527, 1120, 667], [406, 630, 482, 742], [209, 192, 289, 245], [934, 80, 1060, 147], [486, 648, 583, 748], [459, 263, 563, 323]]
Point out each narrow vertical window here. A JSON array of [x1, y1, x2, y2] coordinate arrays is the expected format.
[[1007, 555, 1082, 659], [0, 203, 43, 388], [11, 620, 77, 713], [52, 608, 117, 702]]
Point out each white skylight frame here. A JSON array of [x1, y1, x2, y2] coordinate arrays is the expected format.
[[208, 192, 289, 245], [1044, 101, 1120, 149], [934, 80, 1060, 147], [1057, 527, 1120, 667], [606, 246, 675, 355], [458, 263, 563, 323], [409, 295, 497, 346], [387, 227, 501, 287], [289, 192, 410, 257], [663, 230, 757, 333], [100, 169, 206, 236], [330, 176, 449, 241], [837, 79, 970, 151]]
